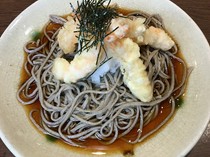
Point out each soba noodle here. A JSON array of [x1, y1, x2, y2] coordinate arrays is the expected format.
[[17, 11, 191, 147]]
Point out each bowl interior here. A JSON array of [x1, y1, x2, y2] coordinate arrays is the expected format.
[[0, 0, 210, 157]]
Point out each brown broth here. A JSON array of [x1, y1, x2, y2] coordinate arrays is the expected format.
[[19, 10, 186, 156]]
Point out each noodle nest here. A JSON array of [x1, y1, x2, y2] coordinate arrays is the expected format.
[[17, 12, 190, 147]]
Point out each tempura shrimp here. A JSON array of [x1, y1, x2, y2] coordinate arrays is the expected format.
[[106, 17, 175, 51], [106, 38, 153, 102], [52, 46, 100, 83], [57, 16, 79, 54], [144, 26, 175, 51], [106, 17, 146, 44]]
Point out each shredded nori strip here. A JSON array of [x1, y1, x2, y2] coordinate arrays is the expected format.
[[70, 0, 119, 64]]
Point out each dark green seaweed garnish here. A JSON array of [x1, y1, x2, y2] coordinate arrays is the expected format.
[[175, 97, 184, 109], [70, 0, 120, 64], [46, 134, 58, 143], [31, 31, 41, 41]]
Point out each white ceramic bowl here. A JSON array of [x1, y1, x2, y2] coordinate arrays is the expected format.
[[0, 0, 210, 157]]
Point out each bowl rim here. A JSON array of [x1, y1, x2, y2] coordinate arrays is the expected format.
[[0, 0, 210, 157]]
